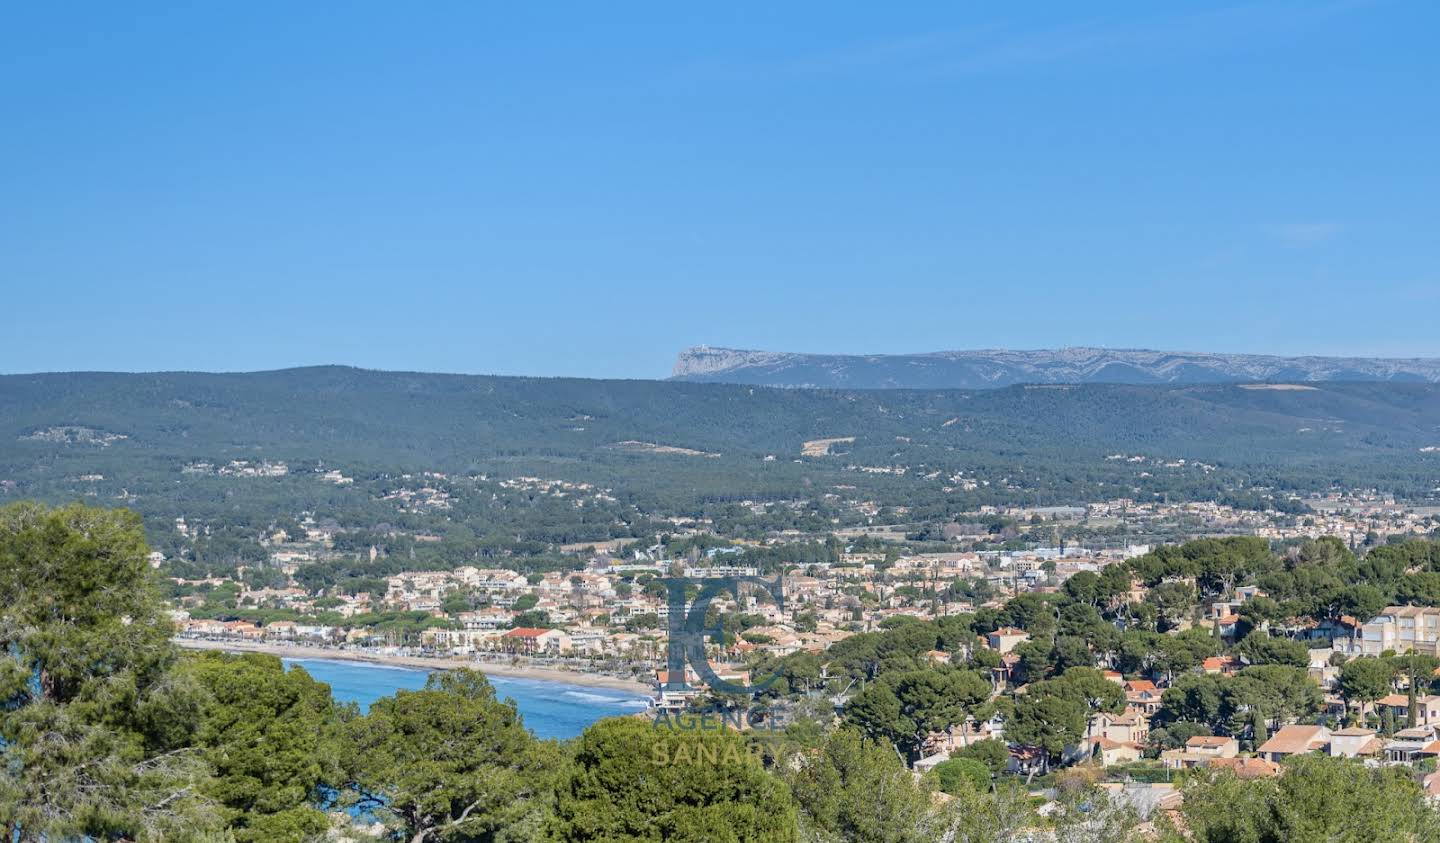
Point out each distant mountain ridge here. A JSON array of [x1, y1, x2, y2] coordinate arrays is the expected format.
[[3, 368, 1439, 511], [670, 346, 1440, 389]]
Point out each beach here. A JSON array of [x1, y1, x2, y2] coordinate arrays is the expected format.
[[175, 638, 653, 694]]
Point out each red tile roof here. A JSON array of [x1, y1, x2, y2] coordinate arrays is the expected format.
[[1256, 725, 1328, 756], [1209, 757, 1282, 778]]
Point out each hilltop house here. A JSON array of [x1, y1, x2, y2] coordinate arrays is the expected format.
[[1089, 737, 1143, 766], [1329, 726, 1383, 759], [1256, 724, 1331, 762], [987, 627, 1030, 654], [1376, 693, 1440, 727], [1161, 735, 1240, 770], [1090, 709, 1150, 745], [1124, 680, 1164, 715]]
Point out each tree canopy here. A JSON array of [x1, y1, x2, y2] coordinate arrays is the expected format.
[[546, 717, 797, 842]]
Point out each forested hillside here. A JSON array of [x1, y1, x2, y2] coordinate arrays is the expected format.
[[2, 368, 1438, 512]]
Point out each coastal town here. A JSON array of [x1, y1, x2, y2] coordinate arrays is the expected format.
[[168, 485, 1439, 655], [9, 1, 1440, 835], [163, 477, 1440, 823]]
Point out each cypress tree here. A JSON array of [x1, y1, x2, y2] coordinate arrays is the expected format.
[[1408, 662, 1419, 729], [1252, 709, 1269, 749]]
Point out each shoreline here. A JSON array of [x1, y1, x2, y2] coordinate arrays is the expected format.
[[175, 638, 653, 695]]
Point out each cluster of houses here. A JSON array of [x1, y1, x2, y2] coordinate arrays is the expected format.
[[904, 601, 1440, 801], [1080, 492, 1437, 548], [162, 494, 1440, 802], [911, 668, 1440, 807]]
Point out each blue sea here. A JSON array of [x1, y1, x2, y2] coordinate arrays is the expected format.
[[283, 658, 650, 740]]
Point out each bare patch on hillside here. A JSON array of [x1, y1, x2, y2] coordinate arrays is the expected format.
[[802, 437, 855, 457], [611, 441, 719, 458]]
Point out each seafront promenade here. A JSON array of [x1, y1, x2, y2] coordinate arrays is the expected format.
[[175, 638, 653, 694]]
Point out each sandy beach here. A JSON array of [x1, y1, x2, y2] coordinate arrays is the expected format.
[[175, 638, 653, 695]]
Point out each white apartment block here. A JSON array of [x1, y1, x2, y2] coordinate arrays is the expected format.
[[1340, 606, 1440, 657]]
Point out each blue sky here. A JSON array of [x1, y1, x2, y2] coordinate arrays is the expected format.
[[2, 1, 1436, 378]]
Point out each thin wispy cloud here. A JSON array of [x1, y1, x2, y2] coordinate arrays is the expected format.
[[673, 0, 1377, 83], [936, 0, 1374, 75], [672, 30, 990, 83], [1274, 222, 1341, 245]]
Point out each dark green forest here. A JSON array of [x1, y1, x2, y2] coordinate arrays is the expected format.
[[2, 368, 1437, 516]]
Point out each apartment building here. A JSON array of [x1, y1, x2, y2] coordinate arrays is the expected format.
[[1339, 606, 1440, 657]]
